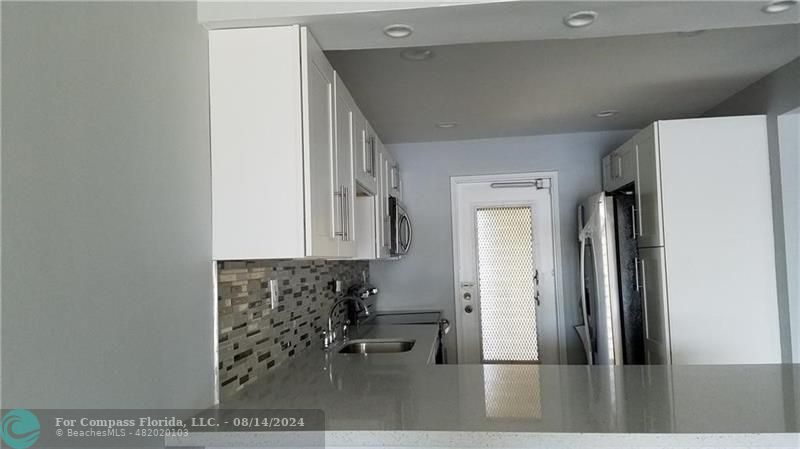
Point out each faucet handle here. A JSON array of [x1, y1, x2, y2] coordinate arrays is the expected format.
[[321, 329, 333, 349], [342, 320, 350, 340]]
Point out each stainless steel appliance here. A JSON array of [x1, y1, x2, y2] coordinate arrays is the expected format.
[[577, 191, 644, 365], [388, 196, 412, 256]]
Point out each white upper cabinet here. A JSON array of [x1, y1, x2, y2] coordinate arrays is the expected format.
[[333, 73, 357, 257], [354, 118, 378, 194], [632, 125, 664, 248], [601, 125, 664, 248], [303, 29, 340, 259], [385, 152, 403, 200], [209, 26, 342, 259], [210, 26, 308, 260], [209, 25, 396, 260], [602, 140, 637, 192]]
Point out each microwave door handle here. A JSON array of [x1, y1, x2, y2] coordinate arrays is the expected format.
[[400, 215, 413, 252], [398, 215, 408, 250]]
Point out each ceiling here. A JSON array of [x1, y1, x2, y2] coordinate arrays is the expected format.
[[327, 24, 800, 143], [201, 1, 800, 50]]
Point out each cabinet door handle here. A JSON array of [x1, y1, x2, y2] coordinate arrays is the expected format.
[[334, 188, 345, 238], [634, 257, 642, 292], [391, 165, 400, 190], [631, 205, 638, 239], [637, 258, 647, 295], [367, 136, 376, 176], [343, 185, 350, 241], [640, 258, 649, 339], [611, 155, 621, 179]]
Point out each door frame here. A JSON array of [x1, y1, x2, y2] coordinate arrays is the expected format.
[[450, 171, 567, 364]]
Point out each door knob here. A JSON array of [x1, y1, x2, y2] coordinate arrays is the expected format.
[[464, 305, 473, 314]]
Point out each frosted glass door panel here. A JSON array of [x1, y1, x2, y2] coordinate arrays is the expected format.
[[476, 206, 539, 362]]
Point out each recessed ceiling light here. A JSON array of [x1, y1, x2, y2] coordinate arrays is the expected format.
[[762, 0, 798, 13], [436, 122, 458, 129], [383, 24, 414, 38], [401, 48, 434, 61], [564, 11, 598, 28], [594, 110, 619, 118]]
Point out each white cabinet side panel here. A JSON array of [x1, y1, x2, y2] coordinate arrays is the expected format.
[[659, 115, 781, 364], [209, 27, 304, 259]]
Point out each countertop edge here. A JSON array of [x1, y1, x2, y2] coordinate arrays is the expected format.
[[169, 431, 800, 448]]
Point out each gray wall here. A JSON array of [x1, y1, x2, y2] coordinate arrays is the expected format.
[[370, 130, 634, 363], [2, 2, 214, 408], [704, 57, 800, 363]]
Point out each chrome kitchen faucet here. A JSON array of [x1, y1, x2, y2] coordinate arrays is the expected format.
[[323, 296, 370, 350]]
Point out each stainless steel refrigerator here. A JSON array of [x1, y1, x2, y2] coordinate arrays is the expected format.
[[576, 192, 645, 365]]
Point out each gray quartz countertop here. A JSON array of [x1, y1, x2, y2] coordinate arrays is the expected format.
[[218, 323, 800, 435]]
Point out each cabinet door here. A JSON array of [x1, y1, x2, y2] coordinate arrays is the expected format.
[[603, 141, 637, 192], [387, 155, 402, 200], [619, 144, 637, 187], [210, 26, 307, 260], [301, 29, 339, 258], [354, 117, 378, 194], [635, 125, 664, 247], [601, 154, 613, 191], [334, 74, 357, 257], [638, 247, 671, 364]]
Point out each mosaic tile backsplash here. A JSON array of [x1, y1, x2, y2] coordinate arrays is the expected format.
[[217, 259, 370, 399]]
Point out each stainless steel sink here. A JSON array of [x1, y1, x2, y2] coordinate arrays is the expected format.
[[338, 339, 416, 354]]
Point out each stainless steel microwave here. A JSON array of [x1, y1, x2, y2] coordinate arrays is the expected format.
[[388, 196, 412, 256]]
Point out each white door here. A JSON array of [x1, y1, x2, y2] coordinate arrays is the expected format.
[[452, 175, 560, 364]]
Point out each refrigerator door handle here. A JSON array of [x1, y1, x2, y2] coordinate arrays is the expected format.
[[579, 233, 594, 365], [638, 258, 647, 297]]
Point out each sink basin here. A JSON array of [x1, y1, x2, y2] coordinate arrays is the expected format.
[[338, 339, 416, 354]]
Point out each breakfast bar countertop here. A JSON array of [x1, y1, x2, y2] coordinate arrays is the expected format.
[[217, 322, 799, 431], [171, 322, 800, 448]]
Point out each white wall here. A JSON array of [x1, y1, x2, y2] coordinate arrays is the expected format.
[[370, 130, 634, 363], [704, 57, 799, 363], [2, 2, 214, 408]]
